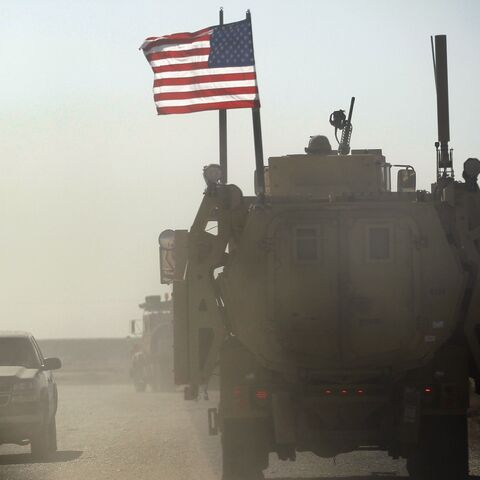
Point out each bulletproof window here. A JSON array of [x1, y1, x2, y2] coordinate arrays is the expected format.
[[368, 226, 391, 260], [205, 221, 218, 236], [295, 227, 319, 262]]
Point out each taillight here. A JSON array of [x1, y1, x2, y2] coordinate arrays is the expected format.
[[424, 386, 433, 394], [255, 389, 268, 400], [322, 386, 367, 396]]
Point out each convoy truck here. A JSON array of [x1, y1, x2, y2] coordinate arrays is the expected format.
[[129, 295, 173, 392], [159, 35, 480, 479]]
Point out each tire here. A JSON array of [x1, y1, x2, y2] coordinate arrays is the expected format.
[[407, 415, 469, 479], [49, 416, 57, 452], [222, 419, 267, 480], [31, 415, 57, 461]]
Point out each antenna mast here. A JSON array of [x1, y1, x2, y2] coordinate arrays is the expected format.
[[432, 35, 453, 179]]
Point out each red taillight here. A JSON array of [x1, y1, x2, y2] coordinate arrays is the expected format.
[[356, 388, 365, 396], [255, 390, 268, 400], [340, 388, 348, 396], [424, 387, 433, 394], [324, 389, 333, 396]]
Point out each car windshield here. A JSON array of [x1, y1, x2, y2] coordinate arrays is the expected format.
[[0, 338, 40, 368]]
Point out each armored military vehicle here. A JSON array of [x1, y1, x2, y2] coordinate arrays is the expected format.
[[159, 35, 480, 479], [129, 295, 173, 392]]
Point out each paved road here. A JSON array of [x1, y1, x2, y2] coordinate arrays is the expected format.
[[0, 385, 479, 480]]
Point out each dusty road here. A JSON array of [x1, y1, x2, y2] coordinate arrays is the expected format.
[[0, 384, 479, 480]]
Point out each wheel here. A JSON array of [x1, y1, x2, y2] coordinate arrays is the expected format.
[[31, 415, 57, 460], [407, 415, 469, 479], [222, 419, 268, 480]]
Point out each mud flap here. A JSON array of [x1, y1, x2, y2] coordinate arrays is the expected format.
[[399, 387, 421, 444], [272, 392, 296, 445]]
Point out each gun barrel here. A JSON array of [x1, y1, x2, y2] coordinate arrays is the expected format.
[[347, 97, 355, 124]]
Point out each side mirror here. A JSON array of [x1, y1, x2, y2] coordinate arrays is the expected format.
[[43, 357, 62, 371], [397, 168, 416, 193], [158, 229, 188, 284], [159, 229, 176, 285]]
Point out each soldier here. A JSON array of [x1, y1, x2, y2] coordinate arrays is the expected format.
[[463, 157, 480, 191], [304, 135, 332, 155]]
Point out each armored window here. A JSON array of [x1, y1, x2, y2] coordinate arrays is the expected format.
[[368, 226, 391, 260], [295, 227, 319, 262]]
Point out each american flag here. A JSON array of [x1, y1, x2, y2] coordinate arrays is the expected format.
[[140, 18, 260, 115]]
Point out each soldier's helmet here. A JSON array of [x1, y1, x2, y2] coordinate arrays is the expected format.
[[305, 135, 332, 155], [464, 158, 480, 179]]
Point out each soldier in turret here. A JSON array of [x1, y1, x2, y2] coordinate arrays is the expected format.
[[463, 157, 480, 191], [304, 135, 332, 155]]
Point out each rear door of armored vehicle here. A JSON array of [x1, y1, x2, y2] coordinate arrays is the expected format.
[[270, 210, 340, 364], [345, 210, 418, 363], [270, 207, 418, 368]]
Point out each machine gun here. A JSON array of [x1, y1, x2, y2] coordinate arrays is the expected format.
[[329, 96, 355, 155]]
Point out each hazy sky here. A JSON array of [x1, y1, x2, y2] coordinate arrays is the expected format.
[[1, 0, 479, 338]]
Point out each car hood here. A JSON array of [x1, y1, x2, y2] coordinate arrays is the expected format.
[[0, 366, 39, 380]]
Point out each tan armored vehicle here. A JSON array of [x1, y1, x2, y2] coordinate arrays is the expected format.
[[160, 35, 480, 479], [129, 295, 173, 392]]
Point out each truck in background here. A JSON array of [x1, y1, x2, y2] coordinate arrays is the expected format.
[[129, 295, 173, 392]]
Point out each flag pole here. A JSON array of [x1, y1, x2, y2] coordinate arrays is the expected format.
[[246, 10, 265, 198], [219, 7, 228, 184]]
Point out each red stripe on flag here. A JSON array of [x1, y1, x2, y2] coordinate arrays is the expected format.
[[157, 100, 260, 115], [143, 33, 211, 51], [154, 86, 258, 101], [147, 47, 210, 62], [153, 72, 257, 86], [152, 61, 209, 73]]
